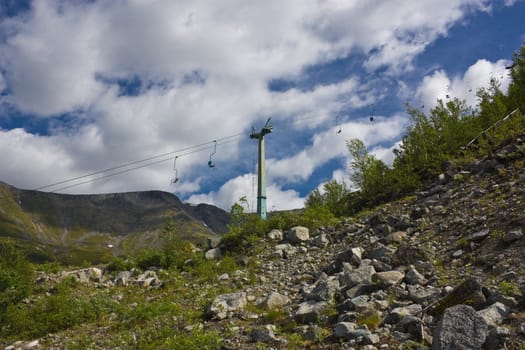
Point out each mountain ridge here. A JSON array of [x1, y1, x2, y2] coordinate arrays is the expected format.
[[0, 183, 230, 263]]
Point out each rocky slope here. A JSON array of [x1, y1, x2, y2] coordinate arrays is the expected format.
[[0, 184, 229, 263], [4, 138, 525, 349]]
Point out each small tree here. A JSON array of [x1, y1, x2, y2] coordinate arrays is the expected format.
[[305, 180, 349, 217], [347, 139, 394, 206]]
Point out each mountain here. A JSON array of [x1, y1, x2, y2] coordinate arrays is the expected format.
[[2, 136, 525, 349], [0, 183, 229, 263]]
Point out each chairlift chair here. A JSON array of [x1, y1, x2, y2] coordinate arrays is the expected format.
[[208, 141, 217, 168], [171, 156, 179, 184]]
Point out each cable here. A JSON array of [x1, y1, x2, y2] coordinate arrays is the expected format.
[[34, 132, 244, 192], [48, 137, 243, 193]]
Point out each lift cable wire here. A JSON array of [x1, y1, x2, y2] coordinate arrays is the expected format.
[[34, 133, 244, 192], [30, 105, 383, 194], [47, 137, 242, 193]]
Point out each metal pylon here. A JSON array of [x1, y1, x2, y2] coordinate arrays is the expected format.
[[250, 118, 272, 220]]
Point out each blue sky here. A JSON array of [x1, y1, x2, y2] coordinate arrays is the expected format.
[[0, 0, 524, 211]]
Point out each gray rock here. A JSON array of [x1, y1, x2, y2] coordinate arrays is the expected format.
[[373, 271, 405, 288], [312, 233, 330, 247], [385, 304, 423, 324], [114, 271, 133, 286], [286, 226, 310, 244], [452, 249, 463, 258], [267, 229, 283, 241], [366, 244, 396, 263], [205, 247, 222, 260], [467, 229, 490, 242], [259, 292, 291, 310], [333, 322, 357, 339], [432, 305, 488, 350], [207, 292, 247, 320], [325, 247, 364, 274], [307, 276, 340, 302], [349, 295, 371, 312], [477, 302, 510, 327], [340, 263, 376, 288], [334, 323, 377, 344], [503, 229, 523, 243], [294, 324, 322, 341], [408, 285, 442, 305], [294, 300, 328, 324], [273, 243, 297, 258], [405, 266, 428, 285], [250, 325, 281, 343], [483, 326, 511, 349]]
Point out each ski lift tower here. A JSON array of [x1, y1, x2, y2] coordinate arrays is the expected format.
[[250, 118, 273, 220]]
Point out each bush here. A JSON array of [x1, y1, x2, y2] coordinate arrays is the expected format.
[[1, 278, 117, 339], [106, 257, 134, 272], [0, 240, 33, 314], [135, 250, 164, 270]]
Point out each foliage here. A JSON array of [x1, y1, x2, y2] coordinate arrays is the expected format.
[[0, 240, 34, 315], [305, 180, 349, 217], [163, 329, 223, 350], [106, 256, 134, 272], [339, 43, 525, 214], [1, 278, 117, 339], [347, 138, 394, 207]]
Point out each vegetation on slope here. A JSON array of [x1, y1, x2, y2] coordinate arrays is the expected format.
[[1, 42, 525, 349], [306, 43, 525, 216]]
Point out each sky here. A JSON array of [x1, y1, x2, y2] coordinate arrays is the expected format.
[[0, 0, 524, 212]]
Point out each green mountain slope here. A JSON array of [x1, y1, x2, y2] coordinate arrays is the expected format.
[[0, 182, 229, 264]]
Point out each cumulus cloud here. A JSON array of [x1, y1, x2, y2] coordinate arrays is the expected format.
[[416, 59, 512, 110], [0, 0, 519, 211], [267, 115, 409, 183], [187, 173, 304, 211]]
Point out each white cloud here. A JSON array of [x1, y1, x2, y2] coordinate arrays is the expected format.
[[416, 59, 512, 110], [268, 115, 408, 183], [187, 173, 304, 211], [0, 0, 518, 210]]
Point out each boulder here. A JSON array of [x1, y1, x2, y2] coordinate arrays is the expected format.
[[477, 302, 510, 327], [311, 233, 330, 247], [267, 229, 283, 241], [324, 247, 364, 274], [286, 226, 310, 244], [205, 247, 222, 260], [467, 229, 490, 243], [340, 263, 376, 289], [432, 305, 488, 350], [294, 300, 328, 324], [307, 276, 340, 302], [273, 243, 297, 259], [259, 292, 291, 310], [408, 285, 442, 305], [405, 266, 428, 285], [250, 325, 282, 343], [207, 292, 247, 320], [503, 229, 523, 243], [384, 304, 422, 324], [372, 270, 405, 288]]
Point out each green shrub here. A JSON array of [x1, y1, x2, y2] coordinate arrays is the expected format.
[[135, 250, 164, 270], [106, 257, 134, 272], [1, 278, 117, 339], [164, 329, 222, 350], [0, 240, 34, 314]]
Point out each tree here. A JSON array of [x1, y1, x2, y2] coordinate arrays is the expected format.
[[305, 180, 348, 217], [347, 139, 393, 206]]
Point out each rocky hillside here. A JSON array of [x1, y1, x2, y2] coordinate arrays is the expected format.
[[3, 138, 525, 349], [0, 184, 229, 263]]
